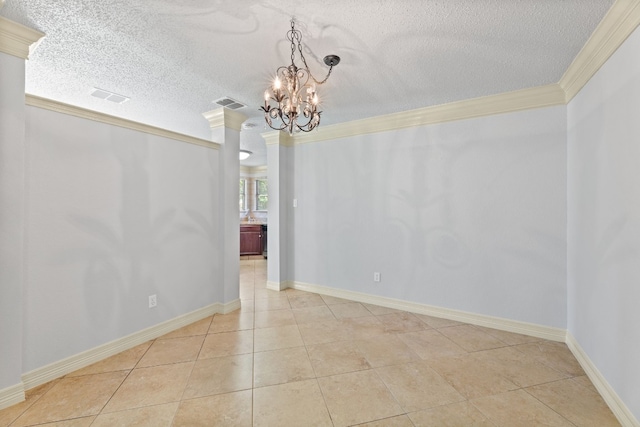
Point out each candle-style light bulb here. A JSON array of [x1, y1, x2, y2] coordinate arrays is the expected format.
[[274, 77, 281, 91], [264, 90, 270, 101]]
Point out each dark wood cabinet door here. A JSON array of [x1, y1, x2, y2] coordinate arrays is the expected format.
[[240, 225, 263, 255]]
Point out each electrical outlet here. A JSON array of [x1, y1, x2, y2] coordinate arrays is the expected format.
[[148, 294, 157, 308], [293, 199, 298, 208], [373, 272, 381, 282]]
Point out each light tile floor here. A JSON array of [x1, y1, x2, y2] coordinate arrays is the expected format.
[[0, 259, 620, 426]]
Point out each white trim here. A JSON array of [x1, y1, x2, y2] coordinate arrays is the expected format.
[[262, 130, 294, 147], [290, 84, 565, 145], [21, 300, 235, 391], [565, 333, 640, 427], [0, 383, 25, 411], [290, 280, 566, 342], [0, 16, 45, 60], [202, 108, 247, 132], [560, 0, 640, 102], [25, 95, 220, 150], [266, 280, 289, 291]]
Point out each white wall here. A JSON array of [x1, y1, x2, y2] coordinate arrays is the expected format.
[[291, 106, 568, 328], [23, 106, 223, 371], [567, 26, 640, 421]]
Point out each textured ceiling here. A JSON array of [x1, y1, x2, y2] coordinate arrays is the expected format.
[[1, 0, 614, 166]]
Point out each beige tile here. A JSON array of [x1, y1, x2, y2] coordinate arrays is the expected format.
[[353, 415, 414, 426], [474, 346, 568, 387], [471, 389, 574, 426], [376, 360, 464, 412], [208, 311, 254, 333], [377, 312, 427, 333], [341, 316, 388, 340], [409, 401, 493, 426], [427, 353, 519, 399], [254, 308, 296, 329], [307, 340, 371, 377], [288, 293, 326, 309], [474, 325, 542, 346], [362, 303, 401, 315], [292, 305, 337, 324], [527, 378, 620, 426], [36, 417, 96, 426], [182, 354, 253, 399], [198, 330, 253, 359], [298, 319, 353, 345], [253, 379, 332, 427], [159, 316, 212, 339], [13, 371, 128, 426], [514, 341, 585, 377], [172, 390, 252, 427], [0, 380, 59, 426], [438, 324, 507, 352], [414, 314, 463, 328], [67, 342, 152, 377], [254, 295, 291, 311], [318, 370, 403, 427], [254, 346, 316, 387], [398, 329, 466, 360], [320, 294, 352, 305], [137, 335, 204, 367], [102, 362, 193, 413], [354, 334, 420, 367], [91, 402, 178, 427], [329, 302, 374, 319], [283, 287, 309, 296], [254, 324, 303, 352]]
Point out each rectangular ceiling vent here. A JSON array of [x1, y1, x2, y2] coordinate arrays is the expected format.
[[214, 97, 246, 110], [91, 88, 130, 104]]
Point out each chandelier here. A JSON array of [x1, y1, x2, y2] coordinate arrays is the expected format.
[[261, 19, 340, 135]]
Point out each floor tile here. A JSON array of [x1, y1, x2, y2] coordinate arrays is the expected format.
[[329, 302, 374, 319], [398, 329, 466, 360], [254, 346, 315, 387], [353, 414, 414, 426], [13, 371, 128, 426], [91, 402, 178, 427], [172, 390, 252, 427], [159, 316, 212, 339], [198, 330, 253, 359], [414, 314, 463, 328], [320, 294, 352, 305], [292, 305, 337, 324], [377, 312, 427, 333], [288, 293, 326, 309], [471, 389, 574, 426], [362, 303, 401, 316], [318, 370, 403, 427], [341, 316, 387, 340], [513, 341, 585, 377], [474, 325, 542, 346], [182, 354, 253, 399], [208, 311, 254, 333], [0, 381, 59, 426], [437, 324, 507, 352], [307, 340, 371, 377], [136, 335, 204, 367], [254, 295, 291, 311], [298, 319, 353, 345], [35, 416, 96, 426], [66, 342, 152, 377], [253, 379, 332, 427], [376, 360, 464, 412], [355, 334, 420, 367], [408, 401, 493, 426], [253, 324, 303, 352], [254, 308, 296, 329], [526, 378, 620, 426], [102, 362, 193, 413]]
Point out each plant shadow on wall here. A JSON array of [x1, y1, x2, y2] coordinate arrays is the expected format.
[[66, 140, 218, 327]]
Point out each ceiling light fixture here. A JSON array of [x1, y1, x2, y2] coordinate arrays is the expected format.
[[261, 18, 340, 135], [239, 149, 252, 160]]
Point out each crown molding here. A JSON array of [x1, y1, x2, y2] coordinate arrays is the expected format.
[[25, 95, 219, 150], [560, 0, 640, 102], [291, 84, 565, 145], [0, 16, 45, 60], [240, 165, 268, 176], [261, 130, 294, 147], [202, 107, 247, 132]]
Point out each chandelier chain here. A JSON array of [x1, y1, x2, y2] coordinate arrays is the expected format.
[[289, 19, 334, 85]]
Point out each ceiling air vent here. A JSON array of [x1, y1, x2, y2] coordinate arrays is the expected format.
[[91, 88, 130, 104], [214, 97, 246, 110]]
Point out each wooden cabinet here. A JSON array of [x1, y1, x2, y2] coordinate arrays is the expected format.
[[240, 225, 263, 255]]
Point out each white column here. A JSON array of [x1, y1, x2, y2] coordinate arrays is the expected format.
[[263, 131, 293, 290], [203, 108, 246, 307], [0, 17, 44, 408]]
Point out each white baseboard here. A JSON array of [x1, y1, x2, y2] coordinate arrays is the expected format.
[[566, 333, 639, 427], [0, 383, 25, 411], [290, 280, 566, 342], [266, 280, 289, 291], [21, 300, 235, 392]]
